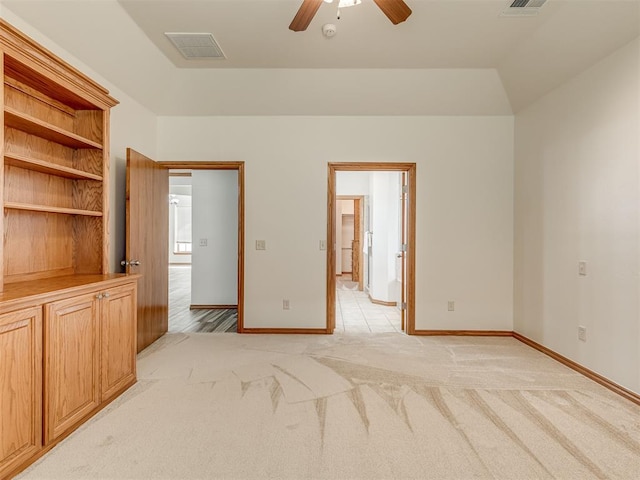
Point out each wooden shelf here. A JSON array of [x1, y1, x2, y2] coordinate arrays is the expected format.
[[4, 153, 102, 181], [4, 202, 103, 217], [4, 107, 102, 149]]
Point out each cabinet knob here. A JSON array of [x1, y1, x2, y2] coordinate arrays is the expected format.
[[121, 260, 141, 267], [103, 292, 110, 298], [95, 294, 103, 299]]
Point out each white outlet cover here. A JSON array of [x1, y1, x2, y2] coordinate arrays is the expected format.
[[578, 326, 587, 341]]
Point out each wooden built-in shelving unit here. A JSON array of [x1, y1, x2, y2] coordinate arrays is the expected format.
[[4, 107, 103, 149], [4, 201, 103, 216], [0, 19, 139, 480], [0, 20, 117, 288], [4, 152, 103, 181]]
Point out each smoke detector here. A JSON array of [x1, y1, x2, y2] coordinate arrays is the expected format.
[[322, 24, 337, 38]]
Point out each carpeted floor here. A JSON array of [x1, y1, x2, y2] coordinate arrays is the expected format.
[[17, 333, 640, 479]]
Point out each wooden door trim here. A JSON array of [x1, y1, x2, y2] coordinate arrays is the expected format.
[[328, 162, 416, 334], [159, 161, 245, 333]]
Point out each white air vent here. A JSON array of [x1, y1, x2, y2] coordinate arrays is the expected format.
[[501, 0, 547, 16], [164, 33, 225, 59]]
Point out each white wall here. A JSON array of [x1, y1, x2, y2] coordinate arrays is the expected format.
[[191, 170, 238, 306], [158, 116, 514, 330], [514, 38, 640, 393], [0, 8, 159, 273], [337, 171, 370, 195], [369, 171, 401, 303]]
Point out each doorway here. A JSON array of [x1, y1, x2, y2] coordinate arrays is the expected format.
[[126, 152, 245, 352], [167, 170, 238, 333], [161, 161, 245, 333], [327, 163, 416, 334]]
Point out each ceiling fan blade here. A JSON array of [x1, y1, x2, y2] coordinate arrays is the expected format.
[[373, 0, 412, 25], [289, 0, 324, 32]]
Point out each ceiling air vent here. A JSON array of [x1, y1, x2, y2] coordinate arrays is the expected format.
[[164, 32, 226, 59], [501, 0, 547, 16]]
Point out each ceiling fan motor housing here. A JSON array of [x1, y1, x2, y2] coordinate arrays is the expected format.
[[322, 23, 337, 37]]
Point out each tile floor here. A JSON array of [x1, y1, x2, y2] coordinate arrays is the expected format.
[[335, 274, 403, 333]]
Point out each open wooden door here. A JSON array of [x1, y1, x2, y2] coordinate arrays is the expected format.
[[125, 148, 169, 352], [400, 172, 408, 331]]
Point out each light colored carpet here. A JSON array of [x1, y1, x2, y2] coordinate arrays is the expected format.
[[18, 333, 640, 479]]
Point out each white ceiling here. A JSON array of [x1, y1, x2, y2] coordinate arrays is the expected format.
[[1, 0, 638, 115]]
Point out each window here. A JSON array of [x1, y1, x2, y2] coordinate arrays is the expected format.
[[172, 195, 192, 254]]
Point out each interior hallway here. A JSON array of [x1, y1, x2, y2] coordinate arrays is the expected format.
[[335, 274, 402, 333]]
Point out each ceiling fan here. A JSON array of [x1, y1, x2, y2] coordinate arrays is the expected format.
[[289, 0, 412, 32]]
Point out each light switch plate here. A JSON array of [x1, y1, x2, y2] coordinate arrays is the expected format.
[[256, 240, 266, 250], [578, 261, 587, 276]]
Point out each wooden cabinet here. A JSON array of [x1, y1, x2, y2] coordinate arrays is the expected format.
[[100, 284, 137, 401], [0, 277, 138, 478], [43, 282, 137, 444], [0, 20, 138, 480], [44, 293, 100, 444], [0, 307, 41, 480]]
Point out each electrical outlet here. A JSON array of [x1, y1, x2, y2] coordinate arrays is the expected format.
[[283, 299, 290, 310], [199, 238, 207, 247], [578, 326, 587, 342], [578, 261, 587, 276], [448, 301, 455, 312], [256, 240, 266, 250]]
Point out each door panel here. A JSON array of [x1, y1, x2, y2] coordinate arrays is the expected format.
[[400, 172, 407, 331], [101, 284, 137, 400], [44, 294, 99, 444], [0, 307, 42, 477], [126, 148, 169, 352]]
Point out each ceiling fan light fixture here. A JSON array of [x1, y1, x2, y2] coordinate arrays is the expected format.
[[338, 0, 361, 7]]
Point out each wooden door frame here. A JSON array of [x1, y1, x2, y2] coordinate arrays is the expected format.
[[159, 161, 245, 333], [327, 163, 416, 334], [336, 195, 365, 291]]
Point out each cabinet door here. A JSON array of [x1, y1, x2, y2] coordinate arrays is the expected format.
[[101, 283, 137, 401], [44, 293, 100, 444], [0, 307, 42, 478]]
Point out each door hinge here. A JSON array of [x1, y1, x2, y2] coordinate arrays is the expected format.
[[402, 185, 409, 194], [401, 302, 407, 310], [401, 243, 407, 252]]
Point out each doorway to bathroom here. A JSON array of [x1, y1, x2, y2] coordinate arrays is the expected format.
[[327, 163, 416, 334]]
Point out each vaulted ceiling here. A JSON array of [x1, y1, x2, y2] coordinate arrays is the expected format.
[[1, 0, 638, 115]]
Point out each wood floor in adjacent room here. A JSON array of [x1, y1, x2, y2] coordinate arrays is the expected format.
[[169, 264, 237, 333]]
